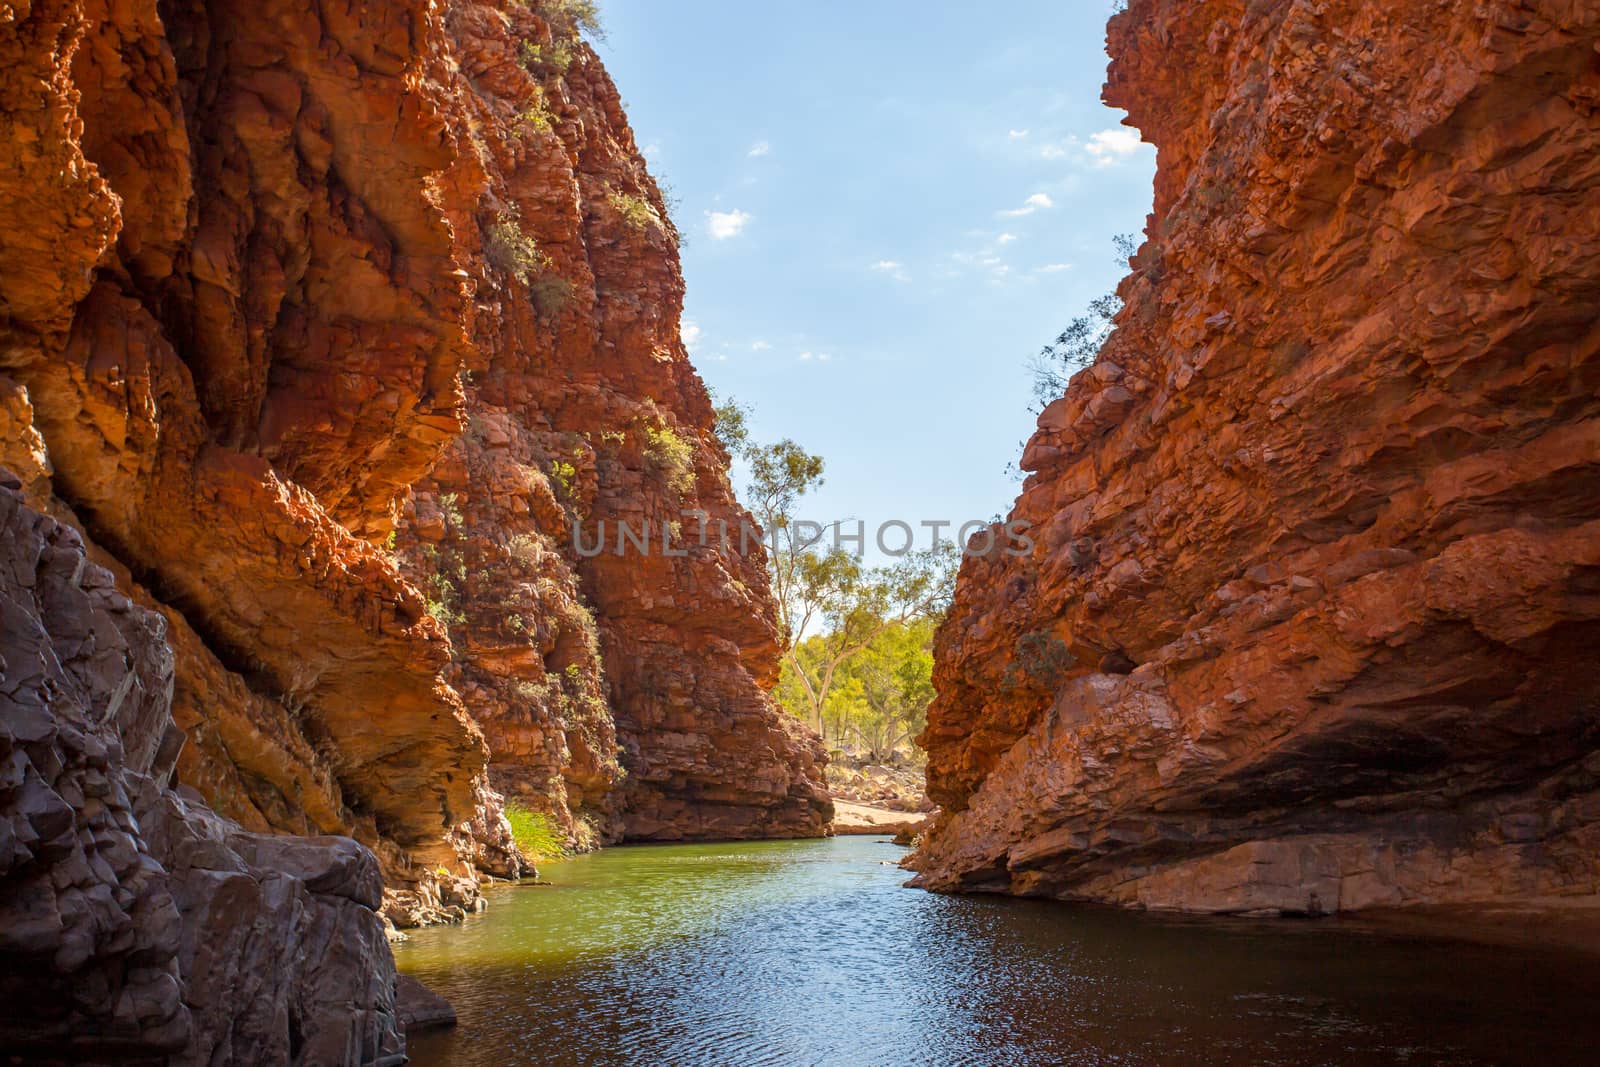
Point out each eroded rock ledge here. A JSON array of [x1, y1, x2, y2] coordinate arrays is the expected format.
[[2, 0, 827, 1057], [912, 0, 1600, 916]]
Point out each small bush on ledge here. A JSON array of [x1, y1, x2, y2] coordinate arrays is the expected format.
[[642, 423, 696, 497], [484, 208, 550, 285], [608, 190, 659, 231]]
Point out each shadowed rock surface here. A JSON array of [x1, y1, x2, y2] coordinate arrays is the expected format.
[[0, 484, 401, 1064], [912, 0, 1600, 916]]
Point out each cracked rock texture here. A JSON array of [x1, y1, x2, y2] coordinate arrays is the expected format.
[[913, 0, 1600, 917], [0, 485, 402, 1064], [392, 2, 830, 846], [2, 0, 826, 1059]]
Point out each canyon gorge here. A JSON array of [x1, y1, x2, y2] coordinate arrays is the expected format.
[[2, 0, 824, 1060], [912, 0, 1600, 917], [4, 0, 1600, 1063]]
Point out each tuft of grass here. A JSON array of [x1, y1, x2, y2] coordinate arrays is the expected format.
[[505, 802, 568, 861], [608, 190, 658, 231], [642, 423, 696, 496]]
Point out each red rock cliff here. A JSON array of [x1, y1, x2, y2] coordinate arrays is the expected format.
[[393, 3, 831, 846], [913, 0, 1600, 916], [2, 0, 826, 1056]]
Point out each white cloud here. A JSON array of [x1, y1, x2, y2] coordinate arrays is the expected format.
[[798, 351, 814, 361], [798, 351, 833, 363], [750, 340, 772, 351], [681, 320, 702, 349], [641, 142, 662, 160], [1039, 134, 1081, 161], [706, 209, 752, 240], [748, 140, 771, 157], [1035, 263, 1073, 273], [999, 192, 1054, 217], [996, 233, 1018, 245], [1085, 127, 1144, 165], [1008, 129, 1030, 140], [872, 259, 910, 282]]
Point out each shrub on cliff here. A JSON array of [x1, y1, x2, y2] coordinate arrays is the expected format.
[[642, 423, 696, 496], [485, 208, 549, 285], [529, 0, 605, 42], [609, 190, 659, 231], [1027, 234, 1138, 410], [519, 38, 574, 76]]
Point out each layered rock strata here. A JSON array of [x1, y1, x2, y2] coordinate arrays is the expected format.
[[394, 2, 830, 844], [2, 0, 828, 1057], [914, 0, 1600, 916]]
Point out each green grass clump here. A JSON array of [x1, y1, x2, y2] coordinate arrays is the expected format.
[[608, 190, 658, 231], [505, 802, 568, 861], [642, 423, 696, 496]]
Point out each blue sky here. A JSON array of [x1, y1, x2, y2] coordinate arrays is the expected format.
[[598, 1, 1156, 555]]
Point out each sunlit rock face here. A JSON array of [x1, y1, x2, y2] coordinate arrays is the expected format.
[[2, 0, 827, 1053], [913, 0, 1600, 915], [394, 2, 832, 846]]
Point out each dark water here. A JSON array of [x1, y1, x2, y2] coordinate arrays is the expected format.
[[395, 837, 1598, 1066]]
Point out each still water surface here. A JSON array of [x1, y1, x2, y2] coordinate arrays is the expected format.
[[396, 837, 1597, 1066]]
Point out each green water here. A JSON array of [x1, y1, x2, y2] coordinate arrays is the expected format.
[[396, 837, 1598, 1066]]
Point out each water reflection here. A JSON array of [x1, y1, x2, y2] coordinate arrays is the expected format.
[[397, 838, 1597, 1066]]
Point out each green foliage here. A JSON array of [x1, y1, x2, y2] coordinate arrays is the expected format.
[[504, 802, 567, 861], [484, 208, 550, 285], [519, 38, 574, 76], [382, 529, 398, 553], [1027, 234, 1137, 411], [516, 92, 555, 136], [777, 618, 936, 759], [530, 0, 605, 41], [641, 423, 696, 496], [424, 584, 464, 632], [1003, 631, 1077, 691], [608, 190, 659, 231], [420, 534, 467, 637], [711, 393, 751, 456], [719, 395, 957, 743], [548, 459, 578, 499]]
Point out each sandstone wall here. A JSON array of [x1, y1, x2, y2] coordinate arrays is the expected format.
[[2, 0, 827, 1056], [913, 0, 1600, 916], [394, 2, 830, 844]]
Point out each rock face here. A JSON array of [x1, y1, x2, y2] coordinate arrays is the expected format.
[[2, 0, 827, 1058], [391, 3, 830, 845], [914, 0, 1600, 916], [0, 485, 401, 1064]]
